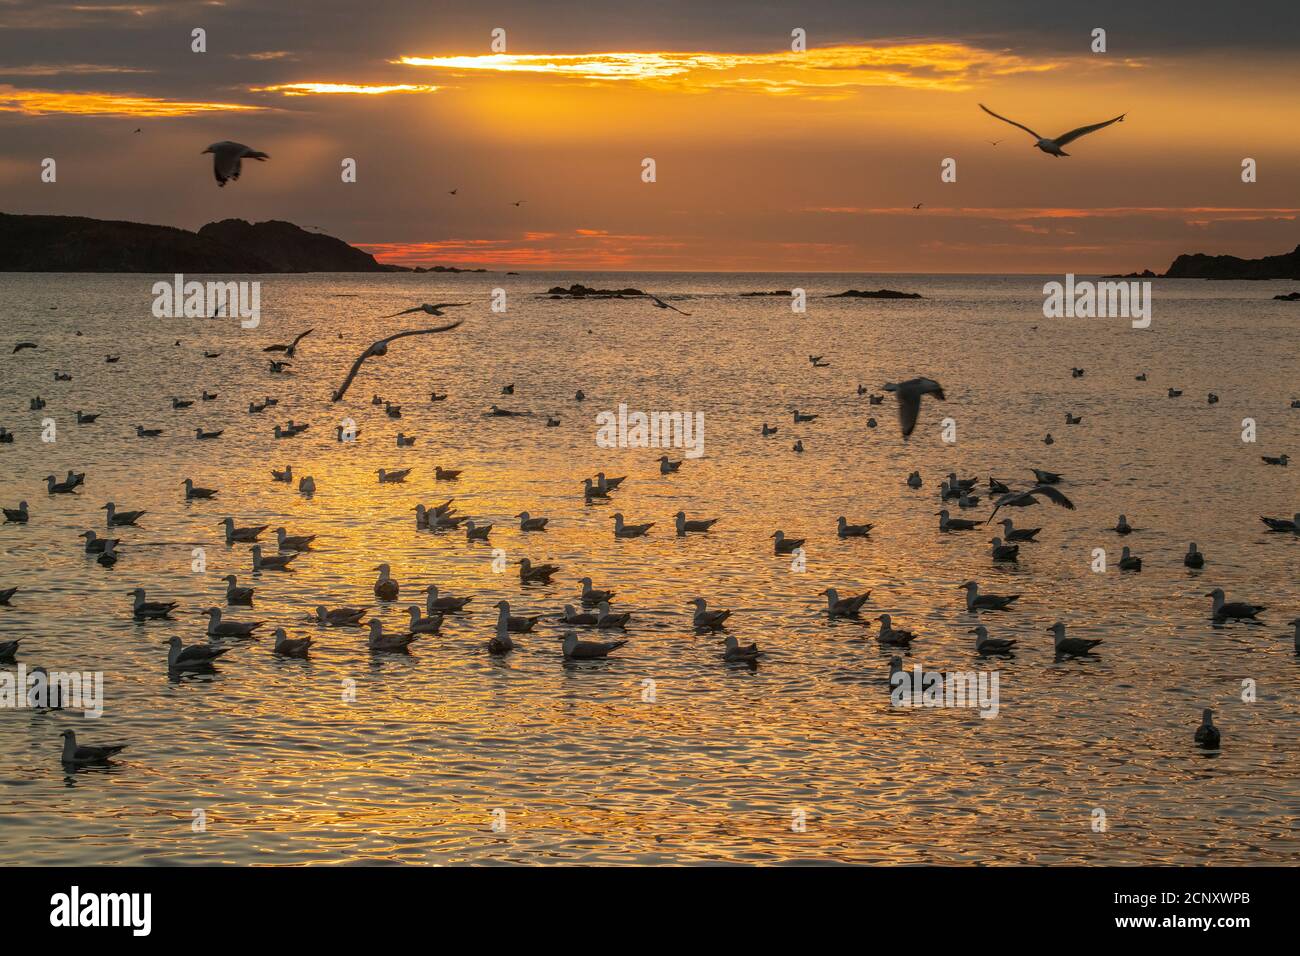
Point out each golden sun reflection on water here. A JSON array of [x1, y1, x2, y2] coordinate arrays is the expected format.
[[0, 272, 1296, 864]]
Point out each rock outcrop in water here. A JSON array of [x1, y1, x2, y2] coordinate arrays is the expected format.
[[0, 212, 407, 273], [545, 283, 646, 298], [827, 288, 924, 299], [1273, 291, 1300, 300]]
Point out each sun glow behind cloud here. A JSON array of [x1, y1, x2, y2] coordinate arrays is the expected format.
[[396, 43, 1084, 95], [252, 82, 439, 96]]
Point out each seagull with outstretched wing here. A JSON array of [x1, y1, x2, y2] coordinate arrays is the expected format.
[[201, 141, 270, 186], [883, 377, 945, 439], [263, 328, 314, 356], [979, 104, 1126, 157], [987, 485, 1075, 523], [332, 319, 464, 402], [647, 294, 691, 316], [379, 302, 469, 319]]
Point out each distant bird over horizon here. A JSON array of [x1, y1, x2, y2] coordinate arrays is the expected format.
[[201, 141, 270, 186], [647, 294, 690, 316], [979, 104, 1126, 157]]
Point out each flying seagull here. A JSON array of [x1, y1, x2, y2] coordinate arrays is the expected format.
[[379, 303, 468, 319], [882, 377, 945, 438], [979, 104, 1126, 157], [332, 320, 464, 401], [263, 328, 313, 356], [201, 141, 270, 186], [987, 485, 1075, 522], [647, 294, 691, 316]]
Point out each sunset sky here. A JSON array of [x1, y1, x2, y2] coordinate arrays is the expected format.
[[1, 0, 1297, 272]]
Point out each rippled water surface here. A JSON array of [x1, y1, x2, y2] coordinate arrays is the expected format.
[[0, 272, 1297, 865]]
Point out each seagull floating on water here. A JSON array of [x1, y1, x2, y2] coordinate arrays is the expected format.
[[203, 607, 263, 638], [689, 597, 731, 630], [1194, 709, 1221, 749], [60, 730, 126, 766], [1049, 622, 1102, 657], [819, 588, 870, 619], [971, 625, 1017, 655], [1207, 588, 1265, 621], [562, 630, 626, 660], [959, 581, 1020, 612], [168, 635, 231, 671]]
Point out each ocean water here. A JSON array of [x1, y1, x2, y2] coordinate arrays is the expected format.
[[0, 271, 1296, 865]]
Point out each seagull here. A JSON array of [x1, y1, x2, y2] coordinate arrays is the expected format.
[[221, 517, 267, 544], [368, 618, 416, 652], [1261, 454, 1289, 466], [562, 604, 600, 626], [1118, 546, 1142, 571], [435, 466, 462, 481], [194, 427, 223, 441], [222, 574, 253, 605], [594, 601, 631, 629], [1260, 513, 1299, 533], [377, 468, 411, 484], [465, 520, 493, 541], [130, 588, 176, 619], [3, 501, 28, 523], [688, 597, 731, 630], [251, 545, 295, 572], [488, 607, 515, 655], [1184, 543, 1205, 568], [959, 582, 1020, 612], [425, 584, 472, 613], [1284, 617, 1300, 653], [1114, 514, 1133, 535], [379, 303, 468, 319], [906, 471, 922, 489], [937, 509, 980, 532], [819, 588, 870, 619], [999, 519, 1040, 542], [519, 557, 560, 584], [271, 466, 292, 483], [102, 502, 145, 527], [613, 513, 654, 538], [275, 527, 316, 551], [1207, 589, 1265, 621], [987, 485, 1075, 522], [882, 377, 945, 438], [645, 294, 691, 315], [76, 411, 99, 424], [979, 104, 1126, 157], [1030, 469, 1062, 485], [562, 630, 626, 660], [182, 478, 218, 500], [579, 578, 614, 606], [1049, 622, 1102, 657], [722, 635, 761, 662], [772, 530, 805, 554], [675, 512, 717, 536], [836, 517, 873, 538], [989, 537, 1020, 561], [12, 342, 36, 352], [201, 141, 270, 186], [202, 607, 263, 638], [331, 318, 464, 401], [168, 635, 231, 670], [316, 605, 369, 626], [971, 625, 1017, 655], [407, 605, 445, 635], [60, 730, 127, 766], [272, 628, 313, 658], [373, 564, 399, 600], [516, 511, 549, 532], [875, 614, 917, 647], [0, 639, 20, 662], [0, 586, 17, 606], [1194, 709, 1221, 749], [263, 329, 313, 356], [658, 455, 682, 475], [45, 474, 78, 494]]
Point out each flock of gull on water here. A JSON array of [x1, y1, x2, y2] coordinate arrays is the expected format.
[[2, 302, 1298, 768]]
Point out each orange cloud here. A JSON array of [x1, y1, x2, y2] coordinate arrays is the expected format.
[[0, 84, 260, 115], [251, 82, 438, 96], [395, 42, 1104, 95]]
